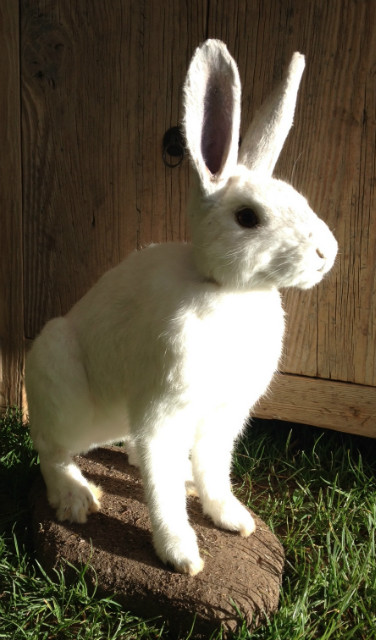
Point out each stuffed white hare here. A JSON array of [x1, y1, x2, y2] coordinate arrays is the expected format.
[[26, 40, 337, 576]]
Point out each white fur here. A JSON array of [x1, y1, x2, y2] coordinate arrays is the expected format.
[[239, 52, 306, 175], [26, 40, 337, 576]]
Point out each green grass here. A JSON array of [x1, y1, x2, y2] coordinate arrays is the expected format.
[[1, 409, 375, 639]]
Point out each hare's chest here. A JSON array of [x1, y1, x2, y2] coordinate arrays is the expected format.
[[180, 291, 285, 407]]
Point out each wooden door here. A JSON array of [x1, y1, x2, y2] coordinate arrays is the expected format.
[[0, 1, 23, 409], [1, 1, 375, 436]]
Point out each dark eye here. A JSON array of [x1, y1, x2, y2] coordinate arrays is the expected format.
[[235, 207, 260, 229]]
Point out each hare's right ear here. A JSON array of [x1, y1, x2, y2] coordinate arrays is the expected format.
[[183, 40, 241, 195], [239, 52, 305, 176]]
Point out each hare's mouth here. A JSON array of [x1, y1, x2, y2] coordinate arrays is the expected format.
[[290, 268, 329, 290]]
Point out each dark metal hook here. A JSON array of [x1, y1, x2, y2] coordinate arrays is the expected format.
[[162, 126, 185, 168]]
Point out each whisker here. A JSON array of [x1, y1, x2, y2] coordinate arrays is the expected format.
[[290, 151, 305, 186]]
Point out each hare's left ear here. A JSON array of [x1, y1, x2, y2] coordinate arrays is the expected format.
[[183, 39, 241, 195], [239, 52, 305, 176]]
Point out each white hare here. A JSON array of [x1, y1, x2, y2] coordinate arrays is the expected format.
[[26, 40, 337, 576]]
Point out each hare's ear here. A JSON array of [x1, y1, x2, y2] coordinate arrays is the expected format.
[[239, 52, 305, 176], [183, 39, 241, 195]]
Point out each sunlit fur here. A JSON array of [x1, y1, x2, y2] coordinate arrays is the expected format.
[[189, 165, 338, 291], [26, 40, 337, 577]]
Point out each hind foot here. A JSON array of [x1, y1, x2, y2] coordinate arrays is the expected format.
[[46, 463, 102, 524]]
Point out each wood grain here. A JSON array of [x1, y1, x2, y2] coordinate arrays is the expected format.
[[254, 373, 376, 438], [22, 0, 206, 336], [0, 1, 23, 409], [207, 0, 376, 387]]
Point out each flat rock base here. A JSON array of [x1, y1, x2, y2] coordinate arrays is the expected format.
[[30, 447, 284, 638]]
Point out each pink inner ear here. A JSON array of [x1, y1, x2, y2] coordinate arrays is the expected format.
[[201, 75, 233, 176]]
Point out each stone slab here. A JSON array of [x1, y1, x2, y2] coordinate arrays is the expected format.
[[30, 447, 284, 638]]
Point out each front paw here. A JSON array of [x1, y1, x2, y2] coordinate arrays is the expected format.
[[205, 495, 256, 537], [153, 528, 204, 576]]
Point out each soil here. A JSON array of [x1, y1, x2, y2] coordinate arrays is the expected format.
[[30, 446, 284, 639]]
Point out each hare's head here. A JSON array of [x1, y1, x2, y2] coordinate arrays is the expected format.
[[183, 40, 337, 290]]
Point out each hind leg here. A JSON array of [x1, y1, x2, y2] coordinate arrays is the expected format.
[[26, 317, 102, 523]]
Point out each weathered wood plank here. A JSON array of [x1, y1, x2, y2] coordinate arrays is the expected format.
[[22, 0, 206, 337], [22, 1, 141, 336], [254, 374, 376, 438], [0, 1, 23, 409]]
